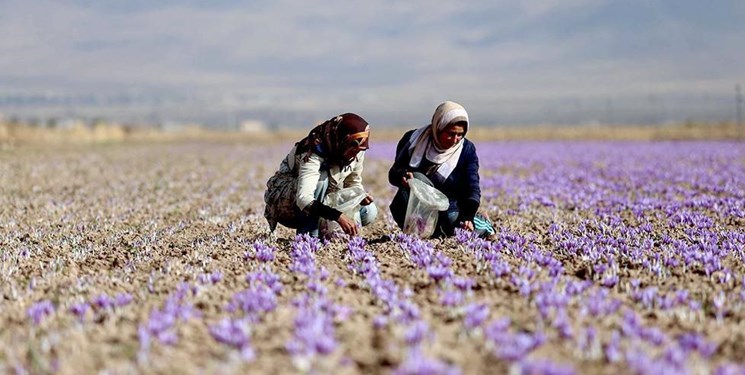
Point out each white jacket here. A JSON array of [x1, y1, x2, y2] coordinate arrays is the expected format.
[[284, 145, 366, 211]]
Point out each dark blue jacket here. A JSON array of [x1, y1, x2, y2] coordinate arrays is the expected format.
[[388, 129, 481, 221]]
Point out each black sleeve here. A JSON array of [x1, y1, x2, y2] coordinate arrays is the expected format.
[[457, 199, 480, 223], [457, 141, 481, 222], [308, 200, 342, 221], [388, 131, 415, 188]]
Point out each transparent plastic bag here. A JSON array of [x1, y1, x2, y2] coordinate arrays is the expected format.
[[403, 179, 449, 238], [319, 186, 367, 237]]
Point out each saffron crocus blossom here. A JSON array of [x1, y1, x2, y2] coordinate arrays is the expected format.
[[404, 320, 430, 347], [286, 295, 338, 364], [714, 363, 745, 375], [677, 332, 718, 358], [139, 282, 200, 348], [69, 302, 90, 322], [245, 268, 283, 294], [491, 259, 511, 278], [198, 271, 223, 285], [439, 290, 464, 307], [77, 293, 131, 319], [463, 303, 490, 331], [250, 241, 276, 263], [393, 347, 461, 375], [209, 318, 255, 361], [227, 287, 277, 321], [345, 237, 422, 325], [603, 330, 622, 363], [92, 294, 115, 310], [494, 332, 546, 361], [289, 234, 323, 277], [115, 293, 134, 307], [28, 300, 55, 325], [452, 277, 474, 292], [485, 318, 545, 361]]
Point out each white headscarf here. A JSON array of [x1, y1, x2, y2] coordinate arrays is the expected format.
[[408, 101, 469, 180]]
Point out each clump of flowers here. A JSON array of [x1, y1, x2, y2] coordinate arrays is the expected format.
[[28, 300, 55, 325]]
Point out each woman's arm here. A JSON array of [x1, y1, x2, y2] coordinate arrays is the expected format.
[[296, 153, 342, 220], [457, 141, 481, 223], [388, 131, 414, 188]]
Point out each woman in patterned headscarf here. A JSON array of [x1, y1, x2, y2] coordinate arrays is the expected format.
[[264, 113, 376, 237], [388, 101, 495, 238]]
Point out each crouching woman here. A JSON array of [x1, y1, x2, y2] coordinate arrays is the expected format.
[[264, 113, 377, 237], [388, 101, 494, 238]]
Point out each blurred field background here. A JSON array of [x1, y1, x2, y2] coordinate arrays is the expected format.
[[1, 120, 743, 148]]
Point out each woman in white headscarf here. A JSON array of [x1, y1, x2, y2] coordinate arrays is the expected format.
[[388, 101, 494, 238]]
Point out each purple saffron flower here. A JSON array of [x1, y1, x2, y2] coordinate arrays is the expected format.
[[209, 318, 255, 362], [157, 330, 179, 345], [373, 315, 388, 329], [246, 269, 283, 293], [485, 317, 511, 341], [404, 321, 430, 346], [600, 274, 619, 288], [138, 325, 151, 353], [253, 241, 276, 263], [115, 293, 134, 307], [319, 267, 330, 281], [227, 287, 277, 318], [332, 305, 353, 322], [393, 348, 461, 375], [565, 280, 590, 296], [463, 303, 489, 331], [638, 327, 667, 346], [146, 309, 176, 335], [604, 330, 621, 362], [440, 290, 464, 307], [495, 332, 543, 361], [314, 334, 337, 355], [662, 346, 686, 368], [69, 302, 90, 321], [579, 326, 597, 351], [713, 363, 745, 375], [553, 312, 574, 339], [513, 277, 532, 296], [427, 264, 452, 283], [287, 295, 338, 360], [677, 332, 718, 358], [198, 271, 223, 285], [28, 300, 55, 324], [453, 277, 474, 291], [519, 359, 576, 375], [92, 294, 115, 310], [491, 259, 511, 278]]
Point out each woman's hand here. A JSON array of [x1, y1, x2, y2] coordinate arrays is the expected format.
[[460, 220, 474, 231], [401, 172, 414, 188], [360, 194, 374, 206], [337, 214, 358, 236]]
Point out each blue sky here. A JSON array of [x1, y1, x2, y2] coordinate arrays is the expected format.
[[1, 0, 743, 126]]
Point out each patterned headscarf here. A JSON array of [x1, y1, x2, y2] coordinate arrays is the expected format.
[[296, 113, 370, 167], [408, 101, 469, 179]]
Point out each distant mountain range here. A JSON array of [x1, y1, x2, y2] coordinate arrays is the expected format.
[[0, 91, 738, 128]]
